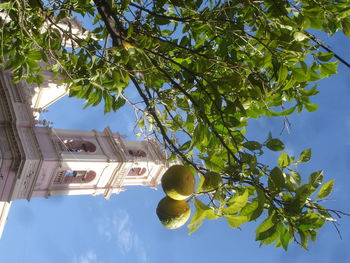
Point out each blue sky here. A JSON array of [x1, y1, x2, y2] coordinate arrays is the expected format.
[[0, 32, 350, 263]]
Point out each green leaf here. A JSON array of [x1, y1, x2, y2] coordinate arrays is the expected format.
[[213, 188, 226, 202], [191, 123, 205, 148], [103, 93, 113, 114], [51, 64, 60, 72], [298, 230, 309, 249], [297, 149, 311, 164], [301, 85, 319, 96], [294, 32, 308, 41], [316, 179, 334, 199], [226, 215, 249, 228], [0, 2, 14, 9], [78, 85, 92, 99], [259, 224, 280, 245], [92, 89, 103, 106], [320, 61, 338, 77], [317, 52, 334, 62], [196, 175, 206, 193], [341, 17, 350, 37], [290, 170, 301, 185], [308, 171, 323, 189], [121, 0, 130, 10], [310, 230, 317, 242], [161, 29, 173, 36], [256, 211, 276, 234], [250, 189, 265, 221], [179, 140, 191, 151], [222, 190, 249, 215], [278, 152, 291, 168], [126, 23, 134, 38], [255, 212, 278, 241], [274, 106, 296, 116], [155, 16, 171, 25], [35, 74, 44, 84], [27, 50, 43, 60], [112, 97, 126, 111], [268, 167, 285, 191], [240, 200, 259, 219], [292, 67, 308, 82], [285, 184, 312, 216], [266, 138, 285, 151], [280, 228, 292, 251], [188, 198, 218, 234], [256, 224, 277, 242], [203, 157, 222, 173], [277, 65, 288, 84], [243, 141, 262, 151], [201, 172, 222, 191], [304, 102, 318, 112], [298, 213, 325, 231]]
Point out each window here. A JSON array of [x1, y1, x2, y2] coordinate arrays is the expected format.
[[127, 167, 147, 176], [128, 149, 146, 157], [54, 170, 96, 184], [62, 139, 96, 153]]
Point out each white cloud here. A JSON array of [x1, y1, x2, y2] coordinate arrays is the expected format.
[[73, 250, 97, 263], [134, 235, 148, 263], [96, 209, 149, 263], [96, 216, 113, 241]]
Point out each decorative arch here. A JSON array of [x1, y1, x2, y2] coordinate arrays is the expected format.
[[128, 149, 147, 157], [54, 170, 96, 184], [63, 139, 96, 153], [127, 167, 147, 176]]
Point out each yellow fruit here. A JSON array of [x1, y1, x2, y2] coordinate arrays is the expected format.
[[123, 41, 134, 50], [156, 196, 191, 229], [161, 165, 195, 200]]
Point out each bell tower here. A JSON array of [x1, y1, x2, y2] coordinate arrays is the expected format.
[[0, 68, 169, 237], [31, 126, 167, 200]]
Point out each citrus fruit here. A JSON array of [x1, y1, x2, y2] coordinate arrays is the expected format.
[[156, 196, 191, 229], [161, 165, 195, 200]]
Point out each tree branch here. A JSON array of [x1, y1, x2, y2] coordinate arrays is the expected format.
[[130, 76, 202, 172], [308, 33, 350, 69], [93, 0, 125, 46]]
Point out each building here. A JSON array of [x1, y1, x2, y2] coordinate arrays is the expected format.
[[0, 69, 168, 237]]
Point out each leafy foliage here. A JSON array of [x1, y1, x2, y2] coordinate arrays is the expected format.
[[1, 0, 349, 249]]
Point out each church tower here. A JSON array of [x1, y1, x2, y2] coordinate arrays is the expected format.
[[0, 68, 168, 236], [30, 126, 166, 200]]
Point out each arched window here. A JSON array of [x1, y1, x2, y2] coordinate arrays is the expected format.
[[63, 139, 96, 153], [128, 149, 147, 157], [55, 170, 96, 184], [127, 167, 147, 176]]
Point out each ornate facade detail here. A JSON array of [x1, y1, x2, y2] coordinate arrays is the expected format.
[[18, 164, 36, 199]]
